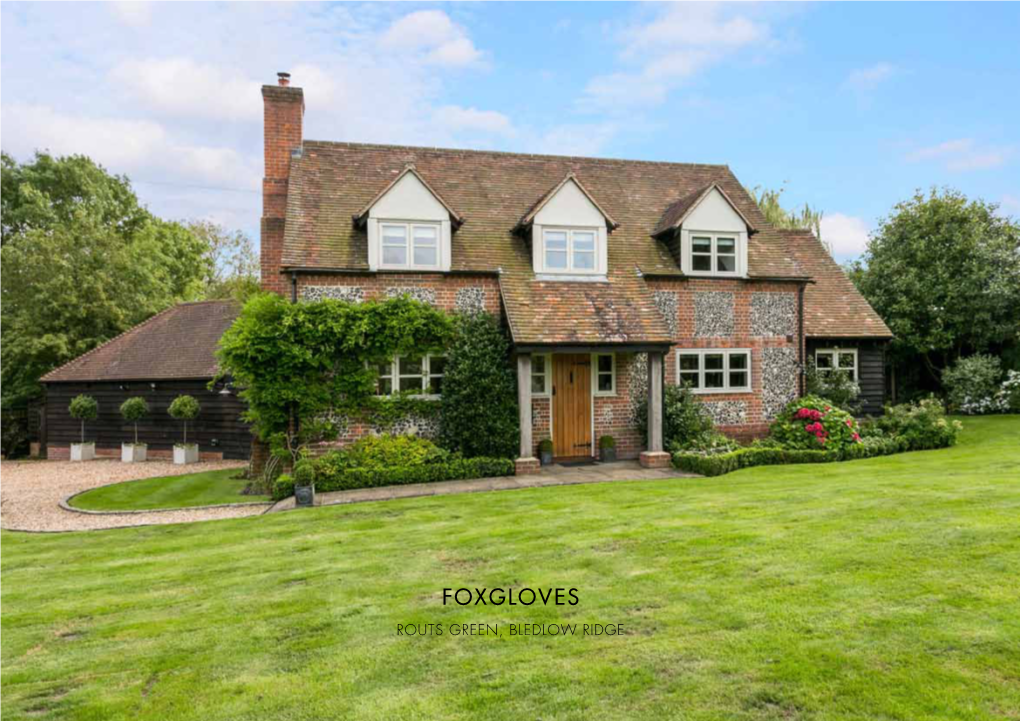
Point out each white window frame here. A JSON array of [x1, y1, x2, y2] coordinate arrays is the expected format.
[[676, 349, 752, 394], [688, 233, 740, 277], [374, 354, 445, 398], [377, 221, 442, 271], [815, 348, 858, 382], [540, 226, 602, 275], [592, 353, 616, 397], [531, 354, 551, 396]]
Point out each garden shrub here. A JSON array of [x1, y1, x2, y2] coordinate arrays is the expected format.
[[68, 394, 98, 443], [673, 436, 906, 476], [598, 435, 615, 449], [272, 474, 295, 501], [119, 397, 149, 445], [168, 395, 200, 445], [770, 395, 861, 452], [875, 397, 962, 450], [943, 354, 1003, 414], [315, 457, 514, 493], [440, 312, 518, 459], [1000, 370, 1020, 412], [805, 361, 862, 414], [292, 458, 316, 487], [637, 382, 727, 453]]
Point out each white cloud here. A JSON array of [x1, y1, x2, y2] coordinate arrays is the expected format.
[[905, 138, 1012, 172], [820, 213, 871, 258], [432, 106, 515, 137], [844, 62, 894, 92], [110, 58, 261, 121], [380, 10, 484, 68], [108, 1, 151, 28], [581, 4, 770, 111]]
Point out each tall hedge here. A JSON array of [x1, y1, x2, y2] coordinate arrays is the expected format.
[[440, 313, 519, 459]]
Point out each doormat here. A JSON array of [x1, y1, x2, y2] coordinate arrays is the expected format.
[[557, 460, 597, 467]]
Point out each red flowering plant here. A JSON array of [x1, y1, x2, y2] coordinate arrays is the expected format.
[[769, 395, 862, 451]]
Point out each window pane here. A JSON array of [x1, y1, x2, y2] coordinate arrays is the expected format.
[[692, 237, 712, 253], [531, 375, 545, 394], [679, 354, 699, 371], [729, 371, 748, 388], [838, 353, 856, 369], [573, 231, 595, 250], [429, 356, 446, 376], [533, 355, 545, 374], [413, 225, 437, 244], [598, 374, 613, 392], [399, 376, 422, 392], [413, 246, 437, 266], [704, 354, 724, 370], [716, 237, 736, 253], [816, 353, 834, 369], [717, 254, 736, 272], [729, 353, 747, 370], [574, 251, 595, 270], [692, 254, 712, 271], [377, 378, 392, 395], [383, 246, 406, 265], [705, 372, 725, 388], [545, 249, 568, 269], [598, 355, 613, 373], [544, 230, 567, 249], [382, 225, 407, 243], [681, 372, 699, 388], [401, 356, 423, 375], [427, 376, 443, 395]]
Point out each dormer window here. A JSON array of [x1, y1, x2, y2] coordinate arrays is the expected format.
[[380, 222, 440, 269], [517, 173, 618, 279], [355, 165, 462, 272], [654, 183, 754, 278], [543, 227, 597, 273]]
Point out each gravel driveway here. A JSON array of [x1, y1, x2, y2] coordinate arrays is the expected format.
[[0, 459, 267, 533]]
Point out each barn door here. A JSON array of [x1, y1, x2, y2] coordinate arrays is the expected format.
[[552, 354, 592, 459]]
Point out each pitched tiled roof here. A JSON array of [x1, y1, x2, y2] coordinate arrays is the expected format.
[[652, 182, 755, 237], [41, 301, 240, 382], [783, 231, 893, 338], [281, 142, 810, 343]]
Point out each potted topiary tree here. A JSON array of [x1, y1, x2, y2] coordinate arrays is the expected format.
[[598, 435, 616, 463], [292, 457, 316, 507], [168, 395, 201, 464], [119, 397, 149, 462], [538, 438, 554, 466], [68, 395, 98, 461]]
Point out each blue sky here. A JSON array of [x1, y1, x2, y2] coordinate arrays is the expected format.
[[2, 2, 1017, 262]]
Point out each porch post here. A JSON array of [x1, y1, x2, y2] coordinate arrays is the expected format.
[[515, 353, 540, 475], [640, 351, 671, 468]]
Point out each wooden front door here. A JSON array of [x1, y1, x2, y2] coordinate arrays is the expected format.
[[552, 354, 592, 459]]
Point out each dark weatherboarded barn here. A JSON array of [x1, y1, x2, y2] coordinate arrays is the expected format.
[[40, 300, 251, 460]]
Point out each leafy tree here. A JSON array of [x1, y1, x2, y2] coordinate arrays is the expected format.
[[748, 184, 825, 241], [168, 395, 201, 445], [68, 395, 99, 444], [439, 313, 519, 459], [120, 397, 150, 445], [187, 220, 261, 300], [849, 188, 1020, 388], [1, 152, 211, 407]]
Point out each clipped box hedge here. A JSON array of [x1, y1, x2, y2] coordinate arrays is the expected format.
[[273, 456, 514, 500], [673, 436, 911, 477]]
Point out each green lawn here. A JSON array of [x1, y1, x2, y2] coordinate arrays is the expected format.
[[69, 468, 268, 511], [2, 416, 1018, 720]]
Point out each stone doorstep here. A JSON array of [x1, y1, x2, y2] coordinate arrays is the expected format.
[[639, 451, 672, 469]]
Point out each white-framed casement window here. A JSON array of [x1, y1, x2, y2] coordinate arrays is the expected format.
[[375, 354, 446, 396], [531, 354, 551, 396], [542, 227, 599, 274], [676, 349, 751, 393], [815, 348, 858, 382], [593, 353, 616, 395], [379, 222, 441, 270], [690, 234, 739, 275]]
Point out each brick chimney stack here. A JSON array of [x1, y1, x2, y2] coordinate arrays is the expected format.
[[261, 72, 303, 294]]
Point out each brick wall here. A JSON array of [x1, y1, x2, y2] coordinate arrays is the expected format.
[[295, 273, 502, 314], [261, 83, 304, 295]]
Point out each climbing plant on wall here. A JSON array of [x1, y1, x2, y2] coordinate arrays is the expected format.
[[215, 293, 454, 456]]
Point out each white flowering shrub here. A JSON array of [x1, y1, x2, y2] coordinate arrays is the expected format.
[[943, 354, 1003, 414]]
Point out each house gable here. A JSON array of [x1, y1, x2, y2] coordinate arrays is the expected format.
[[656, 185, 752, 278], [526, 176, 613, 277]]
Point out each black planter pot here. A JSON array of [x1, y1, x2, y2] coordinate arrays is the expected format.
[[540, 450, 553, 466], [600, 447, 616, 463], [295, 484, 315, 507]]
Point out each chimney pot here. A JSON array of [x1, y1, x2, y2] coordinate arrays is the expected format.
[[277, 72, 291, 87]]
